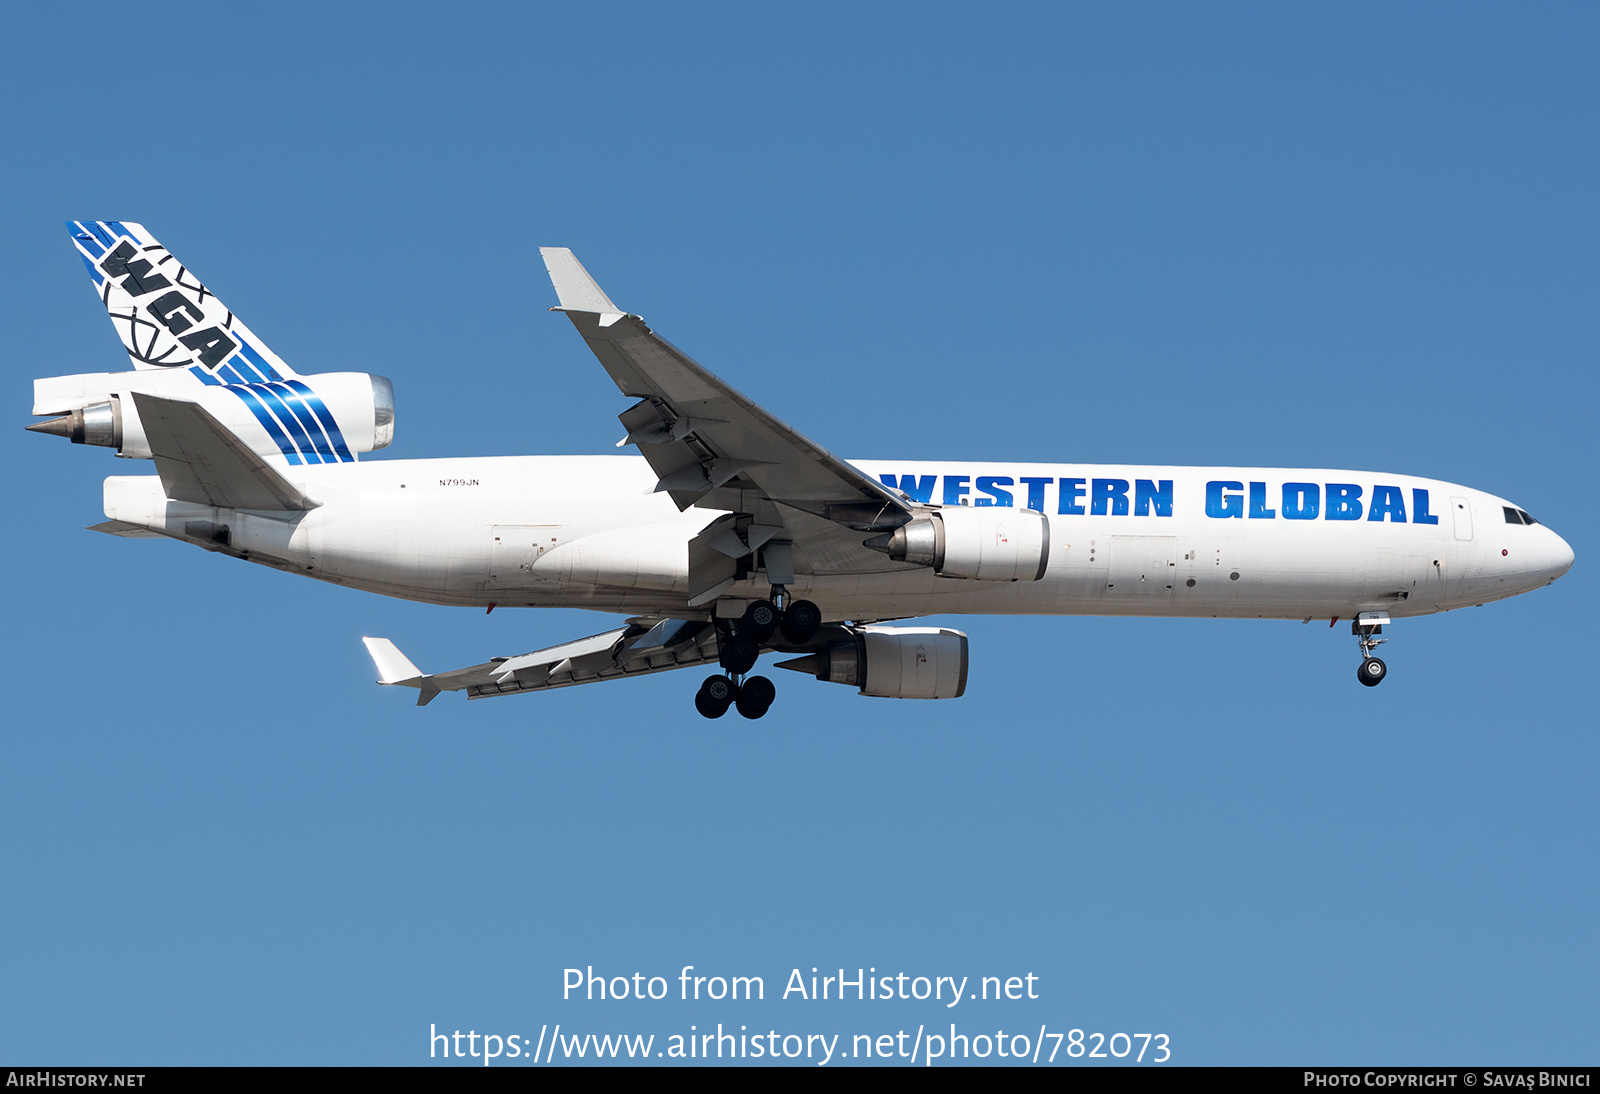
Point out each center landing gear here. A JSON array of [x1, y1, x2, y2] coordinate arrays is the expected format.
[[1354, 619, 1388, 687], [694, 591, 823, 718], [742, 592, 821, 646]]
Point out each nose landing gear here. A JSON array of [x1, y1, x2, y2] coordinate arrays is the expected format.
[[1354, 617, 1389, 687]]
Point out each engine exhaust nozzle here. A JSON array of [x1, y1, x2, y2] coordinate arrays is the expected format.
[[25, 401, 121, 448]]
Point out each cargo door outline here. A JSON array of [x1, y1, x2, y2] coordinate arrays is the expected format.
[[1105, 535, 1179, 597]]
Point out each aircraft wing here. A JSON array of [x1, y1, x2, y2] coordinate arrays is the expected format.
[[362, 619, 719, 704], [541, 248, 917, 583]]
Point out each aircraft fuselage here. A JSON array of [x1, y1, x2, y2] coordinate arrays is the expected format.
[[102, 454, 1574, 622]]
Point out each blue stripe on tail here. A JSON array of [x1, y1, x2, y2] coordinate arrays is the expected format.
[[250, 385, 323, 463], [223, 385, 302, 466], [265, 383, 336, 461], [282, 380, 354, 461], [233, 337, 283, 382], [68, 221, 105, 258]]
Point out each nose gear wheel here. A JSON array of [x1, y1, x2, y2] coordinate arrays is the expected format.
[[1352, 620, 1390, 687]]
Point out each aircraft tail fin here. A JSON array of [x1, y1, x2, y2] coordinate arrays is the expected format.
[[65, 221, 299, 382]]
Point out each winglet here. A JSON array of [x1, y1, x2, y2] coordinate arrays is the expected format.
[[540, 247, 625, 324], [363, 636, 423, 682], [362, 637, 438, 706]]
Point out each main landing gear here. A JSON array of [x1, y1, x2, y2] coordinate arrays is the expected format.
[[695, 673, 778, 719], [1354, 619, 1388, 687], [695, 591, 821, 719]]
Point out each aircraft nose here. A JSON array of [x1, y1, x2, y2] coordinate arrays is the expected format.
[[1506, 522, 1573, 588], [1546, 529, 1575, 582]]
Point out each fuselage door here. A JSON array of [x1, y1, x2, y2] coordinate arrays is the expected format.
[[1106, 536, 1179, 597], [1450, 497, 1473, 542]]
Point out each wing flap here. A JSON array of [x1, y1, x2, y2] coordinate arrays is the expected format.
[[131, 392, 318, 511]]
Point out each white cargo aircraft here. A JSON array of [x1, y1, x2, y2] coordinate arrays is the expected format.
[[33, 222, 1574, 717]]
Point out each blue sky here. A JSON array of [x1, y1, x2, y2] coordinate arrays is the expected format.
[[2, 2, 1595, 1065]]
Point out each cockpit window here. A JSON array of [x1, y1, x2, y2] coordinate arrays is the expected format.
[[1519, 509, 1538, 525], [1504, 507, 1524, 524]]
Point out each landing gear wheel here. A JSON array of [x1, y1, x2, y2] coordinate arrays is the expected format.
[[736, 675, 776, 719], [741, 600, 780, 642], [695, 675, 735, 718], [780, 599, 821, 644], [719, 634, 759, 675], [1357, 657, 1387, 687]]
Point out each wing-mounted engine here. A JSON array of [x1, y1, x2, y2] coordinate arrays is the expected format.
[[864, 507, 1050, 581], [776, 625, 968, 699], [28, 370, 394, 463]]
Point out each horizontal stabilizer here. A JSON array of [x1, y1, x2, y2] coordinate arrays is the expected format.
[[87, 519, 163, 539], [131, 392, 318, 511]]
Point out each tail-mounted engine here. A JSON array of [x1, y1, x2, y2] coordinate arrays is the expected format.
[[28, 370, 394, 461], [865, 507, 1049, 581], [776, 625, 968, 699]]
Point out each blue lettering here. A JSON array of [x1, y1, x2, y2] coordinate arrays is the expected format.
[[1248, 481, 1276, 519], [880, 474, 936, 504], [1368, 484, 1407, 523], [1326, 483, 1363, 521], [1283, 482, 1319, 520], [1134, 479, 1174, 517], [1020, 476, 1052, 513], [1058, 477, 1086, 515], [1206, 481, 1244, 519], [975, 475, 1014, 507], [943, 475, 971, 506], [1412, 488, 1439, 525], [1090, 478, 1130, 516]]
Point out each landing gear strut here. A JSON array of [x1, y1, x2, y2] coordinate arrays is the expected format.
[[1354, 620, 1388, 687], [694, 588, 822, 718]]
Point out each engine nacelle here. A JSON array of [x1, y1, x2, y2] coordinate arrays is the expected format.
[[780, 625, 968, 699], [868, 507, 1049, 581], [29, 370, 394, 461]]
